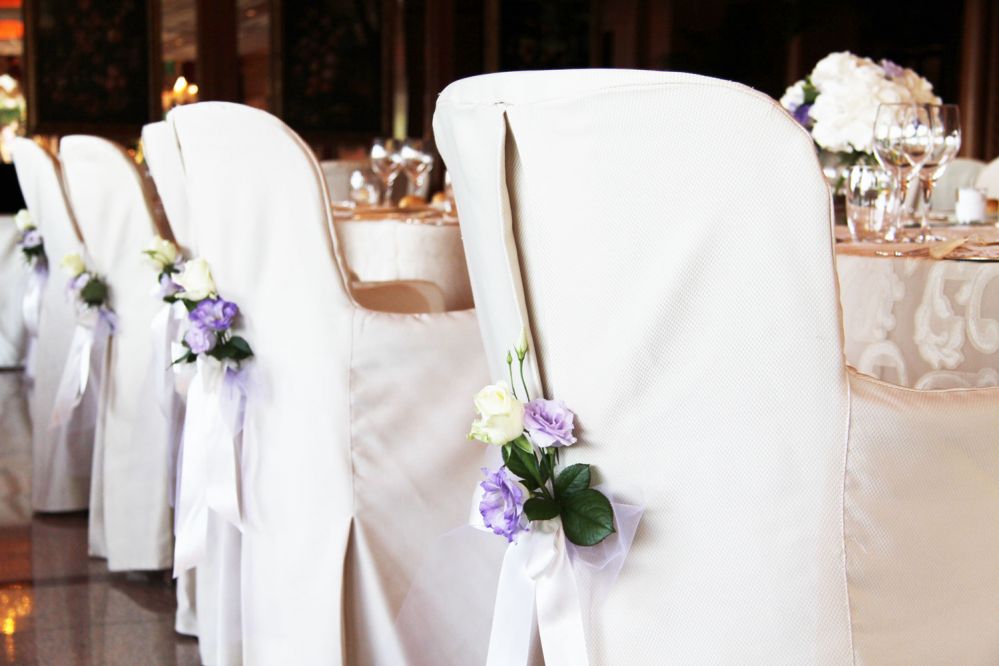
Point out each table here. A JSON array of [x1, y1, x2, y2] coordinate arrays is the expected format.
[[836, 226, 999, 388], [334, 214, 473, 311]]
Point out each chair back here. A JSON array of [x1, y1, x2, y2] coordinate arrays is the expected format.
[[170, 101, 356, 661], [434, 69, 853, 662], [143, 119, 195, 253], [975, 155, 999, 198]]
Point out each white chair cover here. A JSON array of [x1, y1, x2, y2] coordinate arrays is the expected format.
[[434, 69, 999, 664], [11, 138, 96, 511], [0, 213, 25, 367], [931, 156, 985, 210], [975, 156, 999, 199], [59, 136, 174, 571], [143, 119, 194, 253], [171, 101, 490, 664], [141, 119, 202, 641]]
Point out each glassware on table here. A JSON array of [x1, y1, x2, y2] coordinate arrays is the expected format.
[[845, 165, 898, 242], [917, 104, 961, 226], [872, 103, 934, 234], [349, 169, 379, 207], [399, 139, 435, 197], [369, 138, 403, 206]]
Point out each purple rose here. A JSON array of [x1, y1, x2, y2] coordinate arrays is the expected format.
[[881, 59, 905, 79], [523, 398, 577, 448], [479, 466, 527, 542], [184, 324, 217, 354], [158, 273, 182, 299], [21, 229, 42, 248], [189, 297, 238, 331], [792, 102, 812, 127]]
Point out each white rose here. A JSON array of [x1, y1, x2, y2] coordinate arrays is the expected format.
[[174, 257, 217, 301], [144, 235, 179, 270], [469, 381, 525, 445], [60, 252, 86, 277], [14, 208, 32, 231], [779, 80, 806, 110]]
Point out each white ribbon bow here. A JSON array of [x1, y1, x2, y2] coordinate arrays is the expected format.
[[173, 355, 248, 576], [21, 263, 47, 379], [50, 306, 113, 428], [484, 493, 644, 666]]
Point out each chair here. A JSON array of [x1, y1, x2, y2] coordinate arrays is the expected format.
[[170, 101, 490, 664], [931, 156, 985, 210], [319, 158, 367, 202], [434, 69, 999, 664], [975, 156, 999, 199], [0, 212, 25, 368], [59, 136, 175, 572], [141, 119, 203, 642], [11, 138, 96, 512]]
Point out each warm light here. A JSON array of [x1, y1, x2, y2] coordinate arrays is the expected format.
[[172, 76, 188, 95], [187, 84, 199, 96], [0, 586, 31, 637]]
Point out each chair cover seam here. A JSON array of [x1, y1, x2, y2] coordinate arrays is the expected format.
[[841, 375, 857, 664]]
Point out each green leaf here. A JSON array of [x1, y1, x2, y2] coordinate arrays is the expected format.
[[501, 444, 511, 465], [505, 445, 543, 490], [560, 489, 614, 547], [182, 298, 198, 312], [523, 497, 559, 521], [540, 452, 554, 484], [228, 336, 253, 359], [511, 434, 533, 454], [79, 278, 107, 306], [554, 463, 590, 499]]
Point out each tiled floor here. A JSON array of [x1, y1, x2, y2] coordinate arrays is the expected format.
[[0, 370, 199, 665]]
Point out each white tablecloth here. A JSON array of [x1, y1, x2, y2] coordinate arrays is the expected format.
[[334, 218, 473, 311], [0, 214, 26, 367], [837, 231, 999, 388]]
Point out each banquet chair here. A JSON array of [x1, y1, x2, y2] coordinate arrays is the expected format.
[[931, 156, 985, 210], [0, 212, 25, 367], [170, 101, 490, 664], [434, 69, 999, 664], [11, 137, 96, 512], [975, 156, 999, 199], [141, 119, 204, 642], [320, 159, 367, 201], [59, 136, 175, 572]]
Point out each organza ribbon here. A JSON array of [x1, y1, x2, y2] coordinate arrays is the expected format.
[[21, 262, 47, 379], [485, 493, 644, 666], [174, 355, 248, 576], [50, 307, 113, 428]]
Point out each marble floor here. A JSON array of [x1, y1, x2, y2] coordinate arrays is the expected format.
[[0, 370, 199, 665]]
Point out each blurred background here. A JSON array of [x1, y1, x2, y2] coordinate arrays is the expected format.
[[0, 0, 994, 170]]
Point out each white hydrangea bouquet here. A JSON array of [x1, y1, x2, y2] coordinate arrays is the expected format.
[[780, 51, 940, 168]]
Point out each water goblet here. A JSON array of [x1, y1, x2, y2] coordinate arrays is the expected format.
[[399, 139, 435, 196], [370, 138, 402, 206], [845, 165, 897, 242], [917, 104, 961, 226]]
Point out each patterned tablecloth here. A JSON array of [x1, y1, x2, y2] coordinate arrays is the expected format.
[[836, 226, 999, 388]]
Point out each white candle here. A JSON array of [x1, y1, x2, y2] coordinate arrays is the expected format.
[[955, 187, 987, 223]]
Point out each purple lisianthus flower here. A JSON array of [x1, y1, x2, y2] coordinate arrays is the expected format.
[[881, 59, 905, 79], [523, 398, 577, 448], [20, 229, 42, 248], [479, 466, 527, 542], [184, 324, 217, 354], [189, 297, 238, 331], [70, 272, 91, 292], [792, 102, 812, 127], [158, 273, 182, 299]]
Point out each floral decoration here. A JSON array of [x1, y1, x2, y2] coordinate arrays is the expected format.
[[471, 330, 614, 547], [13, 209, 46, 267], [143, 235, 184, 302], [60, 252, 113, 319], [781, 51, 940, 157], [170, 257, 253, 366]]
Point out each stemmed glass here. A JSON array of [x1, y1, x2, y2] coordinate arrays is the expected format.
[[872, 103, 934, 237], [370, 138, 403, 206], [917, 104, 961, 226], [399, 139, 435, 196]]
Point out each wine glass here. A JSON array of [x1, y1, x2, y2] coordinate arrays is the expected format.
[[399, 139, 435, 197], [872, 103, 934, 236], [917, 104, 961, 226], [369, 138, 402, 206]]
